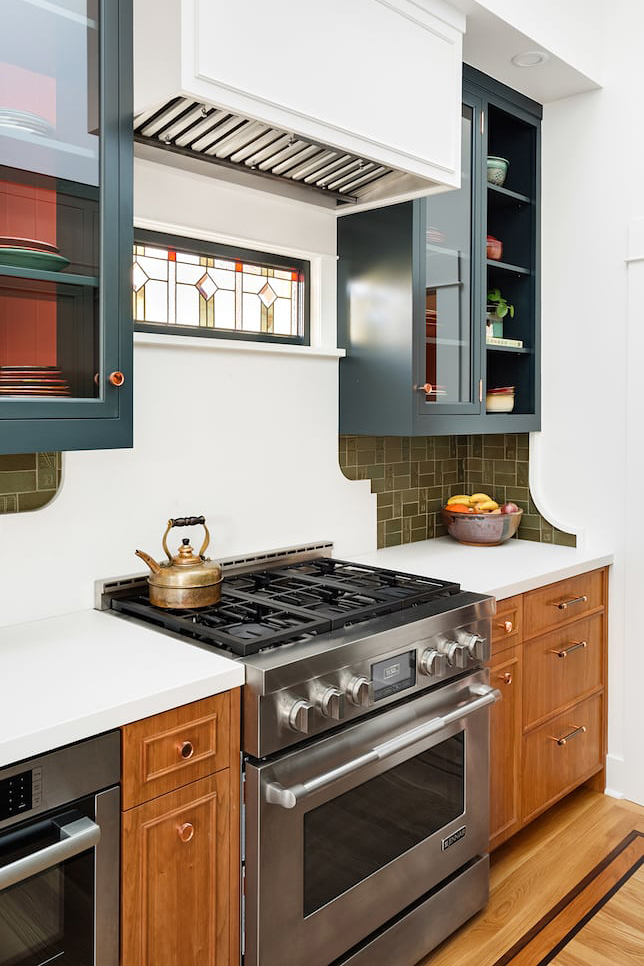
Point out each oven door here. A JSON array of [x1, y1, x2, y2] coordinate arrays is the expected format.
[[0, 787, 119, 966], [245, 669, 498, 966]]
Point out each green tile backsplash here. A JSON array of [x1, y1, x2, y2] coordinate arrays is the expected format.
[[0, 453, 61, 513], [339, 434, 576, 550]]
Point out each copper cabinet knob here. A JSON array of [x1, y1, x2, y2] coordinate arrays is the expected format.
[[108, 371, 125, 387], [497, 671, 513, 685], [497, 620, 513, 634], [179, 740, 194, 760], [178, 823, 194, 843]]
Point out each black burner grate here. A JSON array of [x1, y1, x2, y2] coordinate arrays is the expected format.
[[111, 588, 330, 656], [109, 558, 461, 656]]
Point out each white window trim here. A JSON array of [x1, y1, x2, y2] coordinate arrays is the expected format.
[[133, 216, 340, 353]]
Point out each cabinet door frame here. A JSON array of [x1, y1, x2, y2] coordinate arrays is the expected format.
[[412, 91, 484, 424], [0, 0, 133, 453], [466, 66, 542, 430]]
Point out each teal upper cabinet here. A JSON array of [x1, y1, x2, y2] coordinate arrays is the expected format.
[[338, 66, 542, 436], [0, 0, 132, 454]]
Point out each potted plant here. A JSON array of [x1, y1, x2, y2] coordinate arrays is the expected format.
[[486, 288, 515, 339]]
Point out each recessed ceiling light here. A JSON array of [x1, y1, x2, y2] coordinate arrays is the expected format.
[[511, 50, 550, 68]]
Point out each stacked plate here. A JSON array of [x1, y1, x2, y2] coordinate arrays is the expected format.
[[0, 236, 70, 272], [0, 366, 71, 396], [0, 108, 55, 139]]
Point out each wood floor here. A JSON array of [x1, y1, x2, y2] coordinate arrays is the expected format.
[[418, 787, 644, 966]]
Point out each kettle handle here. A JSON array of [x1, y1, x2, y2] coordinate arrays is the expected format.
[[162, 516, 210, 561]]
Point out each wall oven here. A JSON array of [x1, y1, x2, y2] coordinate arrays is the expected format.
[[0, 732, 120, 966], [245, 668, 496, 966]]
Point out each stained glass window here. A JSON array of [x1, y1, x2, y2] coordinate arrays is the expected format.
[[132, 230, 309, 344]]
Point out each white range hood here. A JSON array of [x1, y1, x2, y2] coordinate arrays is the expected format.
[[134, 0, 466, 212]]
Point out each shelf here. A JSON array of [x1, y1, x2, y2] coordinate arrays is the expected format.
[[0, 266, 99, 287], [486, 343, 531, 355], [487, 259, 531, 276], [487, 183, 532, 207], [0, 125, 96, 162], [426, 337, 467, 347]]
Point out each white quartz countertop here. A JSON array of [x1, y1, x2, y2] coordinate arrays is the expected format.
[[0, 609, 244, 769], [351, 537, 614, 600]]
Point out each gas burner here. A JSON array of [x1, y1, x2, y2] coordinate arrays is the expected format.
[[276, 558, 460, 602], [111, 589, 330, 657], [108, 558, 461, 656]]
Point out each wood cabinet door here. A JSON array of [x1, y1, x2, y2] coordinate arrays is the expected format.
[[121, 772, 232, 966], [489, 645, 522, 851]]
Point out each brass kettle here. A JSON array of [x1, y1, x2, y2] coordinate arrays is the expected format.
[[136, 516, 223, 609]]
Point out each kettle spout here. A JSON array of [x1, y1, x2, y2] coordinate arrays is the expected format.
[[135, 549, 162, 574]]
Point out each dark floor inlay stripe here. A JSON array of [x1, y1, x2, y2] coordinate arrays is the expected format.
[[493, 829, 644, 966], [537, 856, 643, 965]]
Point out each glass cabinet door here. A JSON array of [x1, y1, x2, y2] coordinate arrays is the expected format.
[[417, 100, 481, 416], [0, 0, 132, 451]]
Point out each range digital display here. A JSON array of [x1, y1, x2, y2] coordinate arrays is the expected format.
[[371, 651, 416, 701]]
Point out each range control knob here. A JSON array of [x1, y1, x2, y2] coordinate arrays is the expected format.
[[419, 648, 448, 677], [435, 636, 470, 669], [456, 630, 490, 662], [346, 676, 374, 708], [287, 699, 314, 734], [319, 686, 346, 721]]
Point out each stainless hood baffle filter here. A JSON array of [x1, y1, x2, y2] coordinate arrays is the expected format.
[[133, 97, 393, 205]]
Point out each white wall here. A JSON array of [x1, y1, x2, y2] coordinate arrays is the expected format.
[[0, 158, 375, 628], [534, 3, 642, 803]]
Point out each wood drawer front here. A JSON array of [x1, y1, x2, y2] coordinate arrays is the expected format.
[[121, 771, 230, 966], [523, 570, 605, 639], [491, 595, 523, 656], [121, 693, 231, 810], [523, 614, 604, 729], [521, 693, 603, 823]]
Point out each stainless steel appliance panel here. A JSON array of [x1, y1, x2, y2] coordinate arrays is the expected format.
[[245, 670, 493, 966], [0, 734, 120, 966], [337, 855, 489, 966]]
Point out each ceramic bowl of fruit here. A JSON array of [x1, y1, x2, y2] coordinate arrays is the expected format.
[[441, 493, 523, 546]]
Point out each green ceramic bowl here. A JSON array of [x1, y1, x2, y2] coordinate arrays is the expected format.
[[487, 157, 509, 186]]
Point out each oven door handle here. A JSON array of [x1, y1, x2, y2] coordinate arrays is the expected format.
[[265, 684, 501, 809], [0, 816, 101, 891]]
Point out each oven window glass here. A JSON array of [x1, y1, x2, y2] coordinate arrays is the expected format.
[[0, 809, 94, 966], [303, 733, 465, 916]]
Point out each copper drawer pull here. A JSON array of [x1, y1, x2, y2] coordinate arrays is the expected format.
[[552, 594, 588, 611], [550, 725, 586, 747], [178, 822, 194, 843], [497, 671, 513, 685], [108, 370, 125, 387], [550, 640, 587, 659], [497, 619, 514, 634], [179, 740, 194, 760]]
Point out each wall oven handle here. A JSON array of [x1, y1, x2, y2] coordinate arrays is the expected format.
[[0, 816, 101, 891], [265, 685, 501, 809]]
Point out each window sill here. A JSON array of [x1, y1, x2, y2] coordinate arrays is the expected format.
[[134, 331, 346, 359]]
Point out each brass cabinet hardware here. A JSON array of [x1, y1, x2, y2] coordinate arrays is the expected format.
[[550, 640, 587, 659], [179, 740, 194, 760], [552, 594, 587, 611], [550, 725, 586, 747]]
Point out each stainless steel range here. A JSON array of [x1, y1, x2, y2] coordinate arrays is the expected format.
[[98, 542, 499, 966]]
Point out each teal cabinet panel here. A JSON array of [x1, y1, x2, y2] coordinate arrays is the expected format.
[[338, 66, 541, 436], [0, 0, 133, 453]]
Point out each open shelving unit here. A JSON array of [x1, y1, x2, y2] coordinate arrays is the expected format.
[[484, 93, 540, 423]]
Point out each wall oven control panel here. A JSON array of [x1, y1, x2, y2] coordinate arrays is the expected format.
[[0, 767, 41, 821]]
